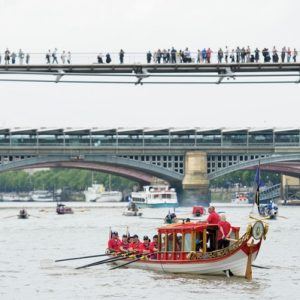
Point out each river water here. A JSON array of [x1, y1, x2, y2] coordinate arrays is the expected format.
[[0, 203, 299, 300]]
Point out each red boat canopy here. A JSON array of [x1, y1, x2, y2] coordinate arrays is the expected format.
[[158, 221, 239, 234]]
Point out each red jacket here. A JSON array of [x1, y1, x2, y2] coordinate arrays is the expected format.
[[149, 241, 157, 253], [139, 242, 151, 253], [207, 211, 220, 224], [108, 238, 121, 251], [218, 221, 232, 240]]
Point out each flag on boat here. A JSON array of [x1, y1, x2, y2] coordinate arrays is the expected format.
[[254, 164, 261, 207]]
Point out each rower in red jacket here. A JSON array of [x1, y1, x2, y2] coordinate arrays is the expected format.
[[128, 234, 141, 252], [139, 236, 151, 254], [119, 234, 130, 252], [107, 231, 122, 252]]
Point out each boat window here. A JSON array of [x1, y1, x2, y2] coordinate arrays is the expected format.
[[176, 234, 182, 251], [195, 231, 203, 252], [184, 233, 191, 252], [160, 234, 166, 252], [167, 234, 173, 251]]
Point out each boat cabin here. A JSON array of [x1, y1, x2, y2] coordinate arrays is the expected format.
[[157, 222, 239, 260]]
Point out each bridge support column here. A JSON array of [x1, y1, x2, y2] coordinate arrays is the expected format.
[[182, 151, 210, 206]]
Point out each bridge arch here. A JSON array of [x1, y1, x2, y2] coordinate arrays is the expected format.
[[208, 154, 300, 180], [0, 154, 184, 185]]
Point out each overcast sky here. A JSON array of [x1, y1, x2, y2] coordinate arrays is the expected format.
[[0, 0, 299, 129]]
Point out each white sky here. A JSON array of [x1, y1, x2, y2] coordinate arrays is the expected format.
[[0, 0, 299, 128]]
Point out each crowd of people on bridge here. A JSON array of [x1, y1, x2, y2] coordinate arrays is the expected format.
[[1, 46, 297, 65]]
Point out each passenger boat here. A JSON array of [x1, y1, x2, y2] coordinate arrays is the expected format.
[[18, 209, 29, 219], [109, 220, 268, 279], [56, 203, 74, 214], [259, 202, 278, 219], [131, 185, 178, 208]]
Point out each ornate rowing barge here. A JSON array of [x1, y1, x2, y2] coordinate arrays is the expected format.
[[110, 220, 268, 279]]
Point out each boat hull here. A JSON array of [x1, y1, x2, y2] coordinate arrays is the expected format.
[[133, 202, 178, 208], [110, 246, 259, 277]]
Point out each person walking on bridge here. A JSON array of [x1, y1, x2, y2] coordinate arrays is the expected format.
[[67, 51, 71, 64], [292, 48, 298, 62], [281, 46, 286, 62], [4, 48, 10, 65], [119, 49, 125, 64], [146, 51, 152, 63], [18, 49, 24, 64], [46, 50, 51, 64], [25, 53, 30, 64], [52, 48, 58, 64]]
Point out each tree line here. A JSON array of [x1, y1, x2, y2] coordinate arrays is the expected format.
[[0, 169, 138, 192], [0, 168, 281, 193]]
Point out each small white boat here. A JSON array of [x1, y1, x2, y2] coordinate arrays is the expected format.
[[231, 192, 250, 205], [131, 185, 178, 208]]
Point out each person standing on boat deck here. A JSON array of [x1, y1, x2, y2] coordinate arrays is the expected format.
[[107, 231, 121, 252], [207, 206, 220, 224], [217, 214, 232, 249], [119, 234, 130, 252]]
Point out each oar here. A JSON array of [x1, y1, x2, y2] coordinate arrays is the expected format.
[[109, 256, 142, 270], [75, 256, 128, 270], [2, 215, 17, 219], [29, 215, 41, 218], [55, 253, 112, 262], [277, 215, 288, 219], [75, 253, 133, 270], [252, 264, 271, 269]]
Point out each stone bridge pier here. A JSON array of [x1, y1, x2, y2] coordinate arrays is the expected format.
[[182, 151, 210, 205]]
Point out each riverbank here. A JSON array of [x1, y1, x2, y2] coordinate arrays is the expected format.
[[0, 201, 128, 209]]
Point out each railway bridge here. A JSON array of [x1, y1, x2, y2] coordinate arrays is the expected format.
[[1, 127, 300, 203]]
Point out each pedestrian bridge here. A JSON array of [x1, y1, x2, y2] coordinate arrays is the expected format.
[[1, 127, 300, 202], [0, 62, 300, 85]]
